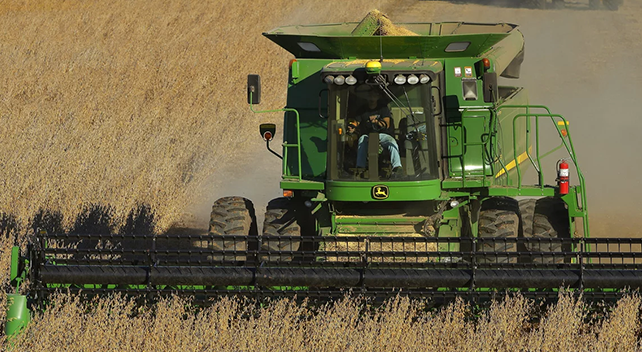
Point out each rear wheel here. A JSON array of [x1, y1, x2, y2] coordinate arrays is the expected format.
[[205, 196, 257, 261], [477, 197, 519, 264], [520, 197, 570, 264], [261, 198, 304, 262]]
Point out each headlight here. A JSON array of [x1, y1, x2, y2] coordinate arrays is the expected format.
[[324, 75, 334, 84], [394, 75, 406, 85], [334, 75, 345, 85], [419, 74, 431, 84], [407, 74, 419, 85], [345, 75, 357, 85]]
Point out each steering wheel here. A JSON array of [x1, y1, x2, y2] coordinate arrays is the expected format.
[[370, 117, 386, 132]]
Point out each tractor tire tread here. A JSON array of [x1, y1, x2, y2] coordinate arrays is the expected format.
[[205, 196, 257, 261], [478, 197, 519, 264], [261, 198, 302, 261], [520, 197, 570, 263]]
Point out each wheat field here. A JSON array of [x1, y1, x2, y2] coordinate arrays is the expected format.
[[3, 291, 642, 351], [1, 0, 641, 350]]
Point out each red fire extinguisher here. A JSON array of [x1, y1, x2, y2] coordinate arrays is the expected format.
[[557, 160, 569, 195]]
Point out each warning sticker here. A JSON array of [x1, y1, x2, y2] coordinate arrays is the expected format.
[[454, 67, 462, 77], [464, 66, 473, 78]]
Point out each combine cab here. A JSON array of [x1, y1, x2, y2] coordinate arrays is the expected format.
[[5, 14, 639, 336]]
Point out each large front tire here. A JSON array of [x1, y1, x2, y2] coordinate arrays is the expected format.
[[477, 197, 519, 264], [520, 197, 570, 264], [205, 196, 257, 261], [261, 198, 303, 262]]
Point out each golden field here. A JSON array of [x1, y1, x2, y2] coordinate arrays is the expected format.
[[3, 291, 642, 351], [1, 0, 642, 350]]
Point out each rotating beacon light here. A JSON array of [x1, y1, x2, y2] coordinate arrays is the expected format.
[[557, 160, 569, 195]]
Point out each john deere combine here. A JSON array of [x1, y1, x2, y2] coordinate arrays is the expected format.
[[6, 14, 642, 336]]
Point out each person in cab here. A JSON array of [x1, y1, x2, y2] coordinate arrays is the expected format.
[[352, 89, 402, 177]]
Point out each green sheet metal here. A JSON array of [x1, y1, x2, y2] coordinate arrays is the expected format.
[[264, 22, 518, 59]]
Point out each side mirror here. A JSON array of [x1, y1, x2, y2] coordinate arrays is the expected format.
[[259, 123, 276, 141], [247, 74, 261, 105]]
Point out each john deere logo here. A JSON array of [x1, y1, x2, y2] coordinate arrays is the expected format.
[[372, 185, 389, 200]]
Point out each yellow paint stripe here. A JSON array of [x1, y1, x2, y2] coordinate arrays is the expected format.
[[495, 147, 533, 178]]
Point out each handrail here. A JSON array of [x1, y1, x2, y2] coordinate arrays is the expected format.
[[499, 105, 586, 189], [249, 92, 302, 180], [498, 104, 589, 239]]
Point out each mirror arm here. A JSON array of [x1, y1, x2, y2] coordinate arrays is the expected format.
[[266, 140, 283, 160]]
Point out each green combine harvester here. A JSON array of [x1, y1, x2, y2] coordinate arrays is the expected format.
[[6, 15, 641, 336]]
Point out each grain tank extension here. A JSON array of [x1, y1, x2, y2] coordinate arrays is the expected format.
[[6, 17, 642, 336]]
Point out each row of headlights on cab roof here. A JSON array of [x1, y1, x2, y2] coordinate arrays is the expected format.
[[323, 73, 432, 86]]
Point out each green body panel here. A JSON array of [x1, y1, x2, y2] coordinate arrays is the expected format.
[[10, 246, 19, 283], [283, 59, 329, 179], [326, 179, 442, 202], [5, 294, 30, 337], [264, 22, 518, 59], [280, 179, 325, 191], [441, 58, 489, 178], [482, 29, 524, 78]]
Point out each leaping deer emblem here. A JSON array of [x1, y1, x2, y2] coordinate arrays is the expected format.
[[373, 186, 388, 199]]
